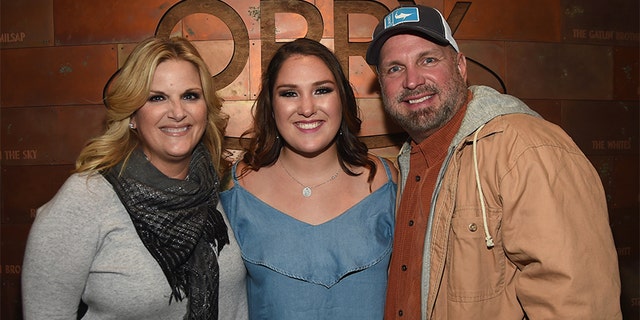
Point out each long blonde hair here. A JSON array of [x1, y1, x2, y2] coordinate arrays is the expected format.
[[75, 36, 228, 175]]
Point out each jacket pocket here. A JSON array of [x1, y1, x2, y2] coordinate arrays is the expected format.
[[447, 208, 505, 302]]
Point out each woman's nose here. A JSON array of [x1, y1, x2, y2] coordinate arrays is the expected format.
[[168, 99, 187, 121], [298, 95, 316, 117]]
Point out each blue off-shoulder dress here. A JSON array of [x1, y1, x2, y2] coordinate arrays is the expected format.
[[220, 158, 396, 320]]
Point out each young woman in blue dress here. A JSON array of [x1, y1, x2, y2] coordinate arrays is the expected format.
[[221, 38, 397, 319]]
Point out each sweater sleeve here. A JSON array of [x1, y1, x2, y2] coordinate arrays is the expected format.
[[500, 141, 622, 319], [22, 174, 108, 320]]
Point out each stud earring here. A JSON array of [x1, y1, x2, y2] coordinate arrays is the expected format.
[[129, 123, 135, 129]]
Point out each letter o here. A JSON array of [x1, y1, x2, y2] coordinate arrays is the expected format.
[[155, 0, 250, 90]]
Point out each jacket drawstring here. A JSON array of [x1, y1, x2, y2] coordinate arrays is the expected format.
[[472, 124, 494, 248]]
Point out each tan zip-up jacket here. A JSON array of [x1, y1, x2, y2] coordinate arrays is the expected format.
[[396, 85, 622, 319]]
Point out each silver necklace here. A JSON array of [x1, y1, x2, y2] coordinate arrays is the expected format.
[[279, 161, 339, 197]]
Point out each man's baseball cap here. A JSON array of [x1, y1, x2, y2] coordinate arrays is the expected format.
[[365, 5, 459, 65]]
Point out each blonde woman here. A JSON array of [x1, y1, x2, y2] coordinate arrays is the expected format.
[[22, 37, 248, 320]]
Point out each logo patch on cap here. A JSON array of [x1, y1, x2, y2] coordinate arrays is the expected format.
[[384, 7, 420, 29]]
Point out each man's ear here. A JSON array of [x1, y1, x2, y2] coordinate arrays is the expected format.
[[456, 53, 468, 81]]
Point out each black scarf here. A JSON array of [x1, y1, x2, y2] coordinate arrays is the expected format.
[[103, 144, 229, 320]]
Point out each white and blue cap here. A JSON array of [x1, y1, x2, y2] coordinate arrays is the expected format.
[[366, 5, 459, 65]]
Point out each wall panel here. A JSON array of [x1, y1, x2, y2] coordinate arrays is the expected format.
[[446, 0, 562, 42], [506, 42, 613, 100], [561, 0, 639, 47], [1, 165, 76, 224], [562, 100, 638, 156], [2, 105, 107, 165], [460, 40, 507, 92], [613, 46, 640, 101], [52, 0, 180, 45], [1, 45, 116, 108], [0, 0, 54, 49]]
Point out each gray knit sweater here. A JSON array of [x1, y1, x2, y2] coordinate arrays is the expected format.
[[22, 173, 248, 320]]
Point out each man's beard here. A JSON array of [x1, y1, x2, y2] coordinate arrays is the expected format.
[[382, 71, 468, 138]]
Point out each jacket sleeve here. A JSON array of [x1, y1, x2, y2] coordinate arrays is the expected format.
[[22, 175, 102, 320], [500, 142, 622, 319]]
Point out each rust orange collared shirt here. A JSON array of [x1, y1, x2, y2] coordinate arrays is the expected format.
[[384, 101, 468, 319]]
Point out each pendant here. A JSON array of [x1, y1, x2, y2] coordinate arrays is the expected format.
[[302, 186, 312, 197]]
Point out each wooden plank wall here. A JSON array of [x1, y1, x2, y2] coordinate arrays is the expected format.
[[1, 0, 638, 318]]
